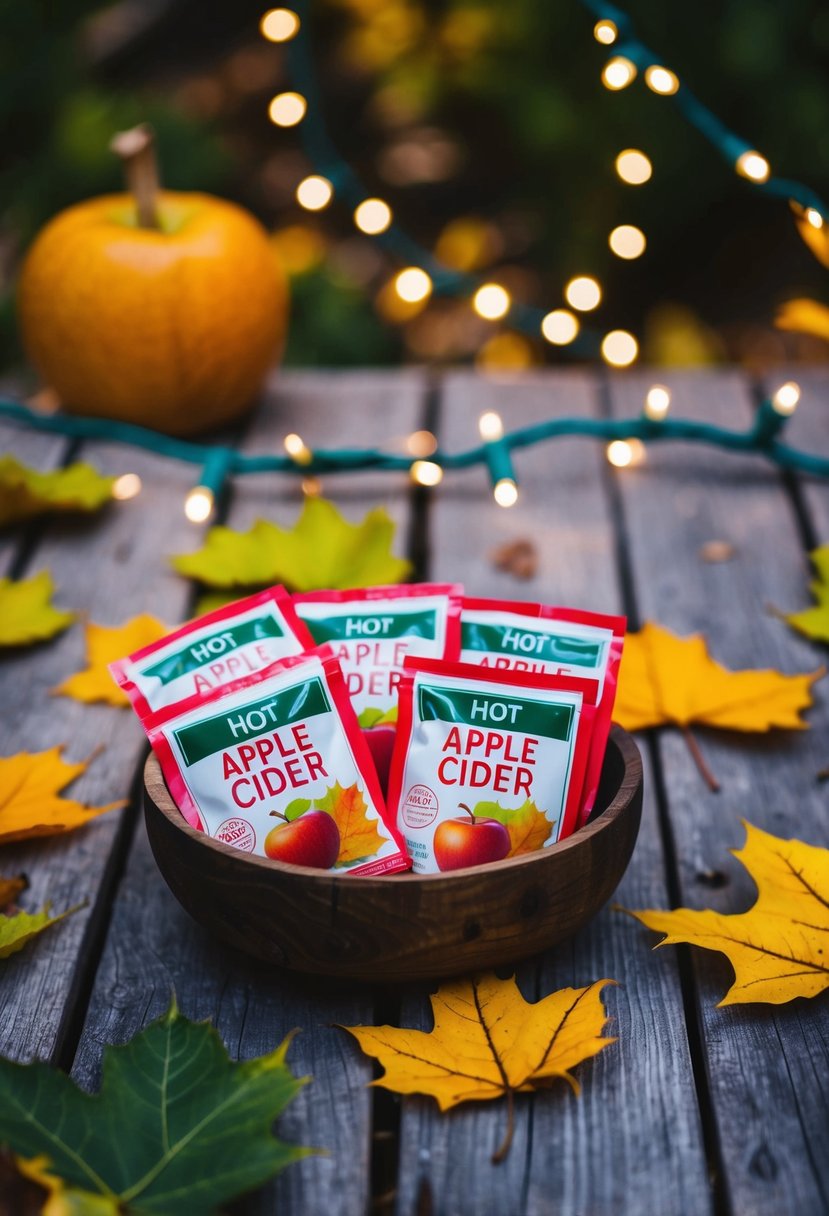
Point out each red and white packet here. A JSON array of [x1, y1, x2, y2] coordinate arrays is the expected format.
[[140, 647, 410, 876], [387, 658, 598, 874], [459, 598, 625, 825], [110, 586, 315, 717]]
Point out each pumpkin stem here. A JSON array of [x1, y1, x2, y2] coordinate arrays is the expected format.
[[110, 124, 160, 230]]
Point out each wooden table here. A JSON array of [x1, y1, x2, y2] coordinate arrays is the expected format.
[[2, 367, 828, 1216]]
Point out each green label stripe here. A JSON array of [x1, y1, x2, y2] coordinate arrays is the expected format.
[[461, 621, 603, 669], [174, 676, 330, 766], [417, 683, 575, 742], [301, 607, 438, 643], [141, 616, 285, 685]]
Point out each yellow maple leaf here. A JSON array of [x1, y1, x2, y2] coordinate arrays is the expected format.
[[314, 781, 386, 864], [54, 615, 169, 706], [0, 571, 74, 647], [0, 902, 83, 960], [343, 973, 615, 1161], [775, 298, 829, 343], [614, 622, 822, 790], [0, 456, 114, 528], [0, 748, 124, 845], [16, 1155, 120, 1215], [626, 822, 829, 1005]]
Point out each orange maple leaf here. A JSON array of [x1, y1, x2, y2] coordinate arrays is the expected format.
[[625, 822, 829, 1005], [472, 799, 553, 856], [314, 781, 387, 865], [0, 748, 124, 845], [54, 614, 169, 706], [614, 622, 822, 790]]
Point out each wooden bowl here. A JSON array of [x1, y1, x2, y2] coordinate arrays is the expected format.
[[143, 725, 642, 983]]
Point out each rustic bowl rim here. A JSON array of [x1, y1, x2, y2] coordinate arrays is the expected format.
[[143, 723, 642, 885]]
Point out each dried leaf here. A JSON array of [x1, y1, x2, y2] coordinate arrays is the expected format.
[[0, 902, 83, 960], [489, 538, 538, 580], [54, 615, 169, 706], [0, 874, 27, 909], [0, 1001, 310, 1214], [0, 456, 114, 528], [342, 973, 615, 1162], [473, 799, 552, 856], [312, 780, 386, 865], [792, 206, 829, 271], [775, 298, 829, 342], [0, 572, 73, 647], [625, 822, 829, 1005], [0, 748, 123, 845], [783, 544, 829, 643], [170, 498, 411, 592]]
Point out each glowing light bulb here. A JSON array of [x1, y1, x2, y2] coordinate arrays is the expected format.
[[479, 411, 504, 441], [606, 439, 645, 468], [609, 224, 646, 259], [805, 208, 824, 230], [772, 382, 800, 415], [411, 460, 443, 486], [615, 149, 652, 185], [111, 473, 142, 500], [296, 175, 333, 211], [284, 432, 312, 464], [601, 330, 639, 367], [541, 308, 579, 345], [354, 198, 392, 234], [260, 8, 300, 41], [736, 151, 770, 183], [645, 385, 671, 419], [645, 65, 679, 95], [593, 19, 617, 44], [406, 430, 438, 457], [602, 57, 636, 90], [473, 283, 511, 320], [268, 91, 306, 127], [564, 276, 601, 312], [394, 267, 432, 303], [302, 476, 322, 497], [494, 478, 519, 507], [185, 487, 214, 523]]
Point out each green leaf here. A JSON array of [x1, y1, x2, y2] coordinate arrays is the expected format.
[[0, 456, 114, 528], [170, 498, 411, 592], [785, 545, 829, 642], [358, 706, 399, 727], [0, 902, 82, 959], [0, 1001, 311, 1214], [284, 797, 312, 821], [0, 572, 74, 647]]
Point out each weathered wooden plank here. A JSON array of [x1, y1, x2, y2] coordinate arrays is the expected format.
[[766, 366, 829, 541], [607, 367, 829, 1216], [0, 431, 199, 1064], [0, 420, 68, 573], [394, 370, 711, 1216], [71, 370, 429, 1216]]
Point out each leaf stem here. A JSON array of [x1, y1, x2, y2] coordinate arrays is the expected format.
[[491, 1089, 515, 1164], [681, 726, 720, 793]]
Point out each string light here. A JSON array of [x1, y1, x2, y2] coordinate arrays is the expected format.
[[602, 57, 637, 90], [354, 198, 392, 234], [301, 476, 322, 496], [394, 267, 432, 303], [615, 149, 652, 185], [406, 430, 438, 457], [772, 382, 801, 415], [473, 283, 511, 321], [268, 91, 307, 126], [601, 330, 639, 367], [609, 225, 646, 259], [111, 473, 142, 500], [284, 432, 313, 464], [493, 479, 519, 508], [593, 19, 617, 44], [644, 385, 671, 419], [260, 8, 300, 41], [296, 175, 333, 210], [479, 411, 504, 440], [410, 460, 444, 486], [565, 276, 601, 311], [805, 208, 824, 230], [736, 151, 771, 183], [645, 65, 679, 95], [606, 439, 645, 468], [541, 309, 580, 345], [185, 487, 214, 523]]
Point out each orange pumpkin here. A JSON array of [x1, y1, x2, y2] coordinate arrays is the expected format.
[[18, 188, 288, 437]]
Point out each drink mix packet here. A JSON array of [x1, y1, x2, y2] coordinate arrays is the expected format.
[[460, 598, 625, 825], [293, 583, 462, 726], [110, 586, 315, 716], [387, 658, 598, 874], [142, 648, 410, 875]]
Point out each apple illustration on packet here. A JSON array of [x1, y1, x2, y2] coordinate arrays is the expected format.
[[264, 807, 341, 869], [433, 802, 511, 872]]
